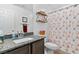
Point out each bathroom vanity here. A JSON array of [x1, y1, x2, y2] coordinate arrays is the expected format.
[[0, 33, 45, 54], [4, 38, 44, 54]]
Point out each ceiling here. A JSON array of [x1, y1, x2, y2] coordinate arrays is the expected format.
[[34, 4, 68, 12], [14, 4, 68, 13], [14, 4, 33, 12]]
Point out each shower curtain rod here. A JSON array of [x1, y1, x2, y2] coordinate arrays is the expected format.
[[47, 4, 78, 14]]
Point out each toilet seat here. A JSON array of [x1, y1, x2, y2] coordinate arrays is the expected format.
[[45, 42, 58, 50]]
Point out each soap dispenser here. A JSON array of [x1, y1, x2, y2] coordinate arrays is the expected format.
[[12, 30, 16, 40], [0, 30, 4, 44]]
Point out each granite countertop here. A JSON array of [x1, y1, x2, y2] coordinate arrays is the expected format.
[[0, 35, 45, 54]]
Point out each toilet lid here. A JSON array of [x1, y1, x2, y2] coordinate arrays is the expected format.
[[45, 42, 58, 50]]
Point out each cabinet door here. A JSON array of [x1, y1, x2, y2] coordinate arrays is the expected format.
[[32, 39, 44, 54], [4, 44, 30, 54]]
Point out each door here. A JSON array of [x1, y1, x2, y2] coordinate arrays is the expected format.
[[31, 39, 44, 54], [4, 44, 30, 54]]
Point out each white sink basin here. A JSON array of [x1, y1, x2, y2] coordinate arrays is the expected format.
[[13, 38, 33, 44]]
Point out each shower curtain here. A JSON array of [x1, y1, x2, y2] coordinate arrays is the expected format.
[[48, 4, 79, 53]]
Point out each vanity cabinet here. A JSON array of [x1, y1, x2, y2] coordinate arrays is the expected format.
[[31, 38, 44, 54], [4, 44, 30, 54], [3, 38, 44, 54]]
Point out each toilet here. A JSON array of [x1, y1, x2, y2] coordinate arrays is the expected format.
[[45, 42, 59, 54]]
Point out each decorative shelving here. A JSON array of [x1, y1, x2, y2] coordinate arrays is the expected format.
[[36, 11, 48, 23]]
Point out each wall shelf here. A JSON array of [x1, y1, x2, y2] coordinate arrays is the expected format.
[[36, 20, 47, 23], [36, 11, 48, 23]]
